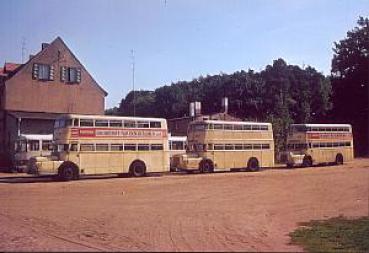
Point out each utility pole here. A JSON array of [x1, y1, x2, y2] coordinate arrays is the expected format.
[[21, 37, 26, 63], [131, 49, 136, 117]]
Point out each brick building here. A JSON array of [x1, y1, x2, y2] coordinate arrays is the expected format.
[[0, 37, 107, 164], [168, 99, 241, 136]]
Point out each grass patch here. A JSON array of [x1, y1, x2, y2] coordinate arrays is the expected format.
[[289, 216, 369, 252]]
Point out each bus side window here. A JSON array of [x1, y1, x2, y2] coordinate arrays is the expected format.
[[29, 140, 40, 151], [73, 118, 79, 127], [70, 143, 79, 151], [42, 140, 53, 151], [150, 121, 161, 128], [80, 119, 94, 127]]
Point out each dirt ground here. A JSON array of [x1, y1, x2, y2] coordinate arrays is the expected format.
[[0, 159, 368, 252]]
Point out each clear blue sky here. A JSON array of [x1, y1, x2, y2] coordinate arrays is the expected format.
[[0, 0, 367, 109]]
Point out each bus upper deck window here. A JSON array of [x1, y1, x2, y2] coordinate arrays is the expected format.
[[137, 121, 150, 128], [124, 121, 136, 128], [80, 119, 94, 127], [233, 124, 242, 130], [150, 121, 161, 128], [95, 120, 109, 127], [260, 125, 269, 131], [110, 120, 122, 127]]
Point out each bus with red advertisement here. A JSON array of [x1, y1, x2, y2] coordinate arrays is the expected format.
[[284, 124, 354, 167], [28, 114, 169, 180]]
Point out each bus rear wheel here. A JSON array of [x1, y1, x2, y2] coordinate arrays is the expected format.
[[335, 154, 344, 165], [247, 158, 260, 172], [130, 161, 146, 177], [200, 160, 214, 173]]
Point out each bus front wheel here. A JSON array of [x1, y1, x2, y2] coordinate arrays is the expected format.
[[335, 154, 344, 165], [302, 156, 313, 167], [130, 161, 146, 177], [199, 160, 214, 173], [59, 164, 78, 181], [247, 158, 260, 172]]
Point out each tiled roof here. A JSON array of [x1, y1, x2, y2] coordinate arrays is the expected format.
[[4, 62, 21, 73], [0, 62, 22, 78]]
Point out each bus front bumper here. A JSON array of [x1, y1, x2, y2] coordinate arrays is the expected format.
[[286, 152, 305, 166], [172, 155, 202, 171], [28, 158, 62, 176]]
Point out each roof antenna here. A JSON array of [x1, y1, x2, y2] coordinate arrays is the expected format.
[[21, 37, 26, 63], [131, 49, 136, 117]]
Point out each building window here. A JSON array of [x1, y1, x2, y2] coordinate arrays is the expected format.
[[68, 67, 77, 83], [61, 66, 81, 84], [33, 63, 54, 81]]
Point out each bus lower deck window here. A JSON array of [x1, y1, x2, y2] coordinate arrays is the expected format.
[[151, 144, 163, 150], [138, 144, 150, 151], [124, 144, 136, 151], [111, 144, 124, 151]]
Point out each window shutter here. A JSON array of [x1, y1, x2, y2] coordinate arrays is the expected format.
[[49, 65, 54, 80], [76, 68, 81, 83], [32, 64, 39, 79], [60, 66, 66, 82]]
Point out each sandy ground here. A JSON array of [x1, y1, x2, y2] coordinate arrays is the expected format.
[[0, 159, 368, 252]]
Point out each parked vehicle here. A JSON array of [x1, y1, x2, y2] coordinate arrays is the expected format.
[[14, 134, 53, 172], [283, 124, 354, 167], [171, 119, 275, 173], [28, 114, 169, 180]]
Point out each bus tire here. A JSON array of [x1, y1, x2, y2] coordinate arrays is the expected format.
[[247, 158, 259, 172], [59, 162, 79, 181], [199, 160, 214, 173], [302, 156, 313, 167], [286, 163, 294, 168], [130, 160, 146, 177], [335, 154, 344, 165]]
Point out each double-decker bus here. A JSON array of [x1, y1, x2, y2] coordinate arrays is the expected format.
[[28, 114, 169, 180], [284, 124, 354, 167], [171, 119, 274, 173]]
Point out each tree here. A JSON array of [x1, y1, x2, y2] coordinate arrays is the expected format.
[[331, 16, 369, 156]]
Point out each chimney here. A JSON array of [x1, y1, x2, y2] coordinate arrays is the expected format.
[[189, 101, 201, 117], [195, 101, 201, 116], [29, 54, 35, 60], [222, 97, 229, 114], [42, 43, 49, 50]]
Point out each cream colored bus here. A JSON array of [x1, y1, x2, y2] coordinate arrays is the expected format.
[[284, 124, 354, 167], [28, 114, 169, 180], [171, 119, 274, 173]]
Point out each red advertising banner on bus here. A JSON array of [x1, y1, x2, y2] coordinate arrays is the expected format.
[[307, 133, 352, 140], [70, 128, 167, 139]]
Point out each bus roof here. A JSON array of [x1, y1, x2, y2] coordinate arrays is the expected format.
[[57, 114, 167, 122], [18, 134, 53, 140], [291, 123, 352, 128], [193, 120, 271, 126]]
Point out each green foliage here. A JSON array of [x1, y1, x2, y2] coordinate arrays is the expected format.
[[107, 58, 331, 156], [331, 16, 369, 156], [105, 106, 119, 115], [290, 216, 369, 252]]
